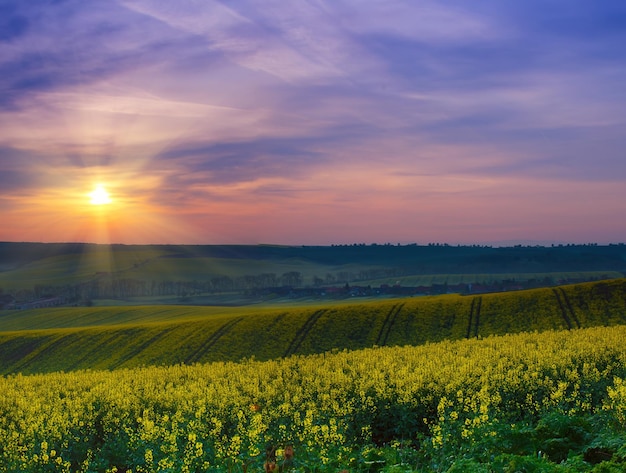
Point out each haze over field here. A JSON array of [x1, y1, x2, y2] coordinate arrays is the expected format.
[[1, 1, 625, 245]]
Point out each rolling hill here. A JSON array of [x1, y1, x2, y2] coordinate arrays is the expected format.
[[1, 278, 625, 375]]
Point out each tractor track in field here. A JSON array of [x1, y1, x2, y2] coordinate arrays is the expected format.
[[466, 297, 482, 338], [67, 330, 148, 371], [283, 310, 327, 357], [108, 328, 173, 369], [376, 303, 405, 346], [10, 334, 70, 373], [553, 288, 580, 329], [553, 289, 575, 329], [185, 317, 244, 364], [558, 287, 581, 328]]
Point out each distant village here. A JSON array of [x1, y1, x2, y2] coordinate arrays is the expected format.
[[248, 277, 593, 300]]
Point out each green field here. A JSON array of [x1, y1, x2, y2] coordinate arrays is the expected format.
[[0, 248, 166, 288], [1, 279, 626, 375]]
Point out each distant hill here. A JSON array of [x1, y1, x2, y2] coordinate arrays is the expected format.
[[1, 278, 625, 375], [1, 242, 624, 304], [2, 241, 626, 271]]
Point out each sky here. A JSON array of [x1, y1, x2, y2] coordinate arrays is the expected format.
[[1, 0, 626, 246]]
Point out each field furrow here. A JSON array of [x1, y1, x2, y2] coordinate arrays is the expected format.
[[558, 287, 580, 328], [466, 298, 476, 339], [473, 296, 482, 337], [185, 317, 244, 364], [284, 309, 327, 357], [375, 303, 400, 346], [552, 288, 573, 330]]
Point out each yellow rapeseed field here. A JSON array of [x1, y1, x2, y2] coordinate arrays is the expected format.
[[1, 325, 626, 471]]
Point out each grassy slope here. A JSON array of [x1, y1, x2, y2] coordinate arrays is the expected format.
[[1, 279, 625, 375], [0, 305, 253, 330], [0, 249, 171, 289]]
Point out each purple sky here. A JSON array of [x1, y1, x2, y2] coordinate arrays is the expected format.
[[1, 0, 626, 245]]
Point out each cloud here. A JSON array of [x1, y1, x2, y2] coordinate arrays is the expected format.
[[0, 147, 49, 193], [157, 138, 319, 181], [149, 133, 342, 210], [336, 0, 498, 42], [0, 0, 199, 109], [0, 3, 30, 42], [1, 0, 626, 243]]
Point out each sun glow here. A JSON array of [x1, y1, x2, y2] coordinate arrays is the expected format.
[[89, 184, 112, 205]]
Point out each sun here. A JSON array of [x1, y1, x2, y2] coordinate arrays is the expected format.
[[89, 184, 112, 205]]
